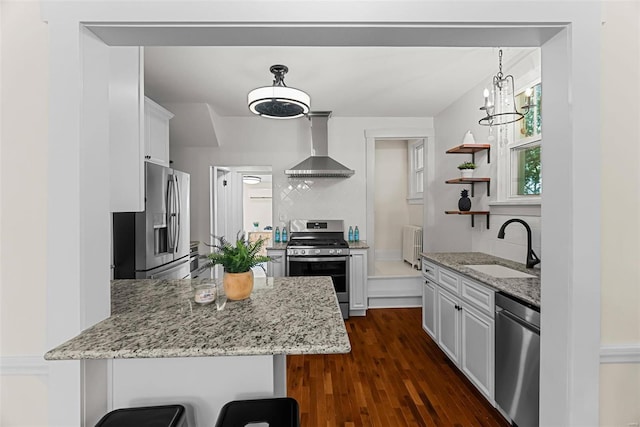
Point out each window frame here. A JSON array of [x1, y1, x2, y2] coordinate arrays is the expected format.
[[407, 139, 425, 204], [494, 78, 542, 205]]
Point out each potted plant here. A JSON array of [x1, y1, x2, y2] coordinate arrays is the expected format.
[[458, 161, 476, 179], [206, 233, 271, 300]]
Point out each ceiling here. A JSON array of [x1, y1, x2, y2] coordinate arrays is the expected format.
[[144, 46, 534, 118]]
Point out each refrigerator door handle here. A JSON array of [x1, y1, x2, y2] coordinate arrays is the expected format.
[[174, 174, 181, 254], [167, 175, 176, 252]]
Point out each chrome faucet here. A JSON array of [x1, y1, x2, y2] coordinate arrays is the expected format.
[[497, 219, 540, 269]]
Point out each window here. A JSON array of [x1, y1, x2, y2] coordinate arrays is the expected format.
[[496, 81, 542, 203], [408, 139, 424, 203]]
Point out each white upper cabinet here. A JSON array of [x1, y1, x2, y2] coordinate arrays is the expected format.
[[109, 47, 174, 212], [144, 97, 174, 167], [109, 46, 145, 212]]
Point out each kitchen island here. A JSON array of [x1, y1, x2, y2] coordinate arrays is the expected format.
[[45, 276, 350, 425]]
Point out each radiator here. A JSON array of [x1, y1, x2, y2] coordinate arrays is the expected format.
[[402, 225, 423, 270]]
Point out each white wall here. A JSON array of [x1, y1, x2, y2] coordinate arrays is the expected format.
[[432, 50, 542, 264], [0, 1, 49, 425], [242, 181, 273, 232], [172, 116, 432, 247], [599, 2, 640, 425], [374, 140, 423, 260]]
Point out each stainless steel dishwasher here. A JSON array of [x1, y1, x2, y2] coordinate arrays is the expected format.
[[495, 292, 540, 427]]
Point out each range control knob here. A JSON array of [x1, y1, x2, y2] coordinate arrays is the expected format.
[[315, 249, 321, 254], [300, 250, 306, 255], [336, 249, 342, 254], [328, 249, 335, 254]]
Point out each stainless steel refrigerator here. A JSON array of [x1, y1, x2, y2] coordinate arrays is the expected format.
[[113, 162, 191, 280]]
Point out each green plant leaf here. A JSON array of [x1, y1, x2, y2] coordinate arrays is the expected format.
[[206, 232, 272, 273]]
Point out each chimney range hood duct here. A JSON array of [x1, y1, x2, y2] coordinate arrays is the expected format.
[[285, 112, 355, 178]]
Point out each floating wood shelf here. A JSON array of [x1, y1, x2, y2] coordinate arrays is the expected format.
[[445, 143, 491, 164], [445, 177, 491, 197], [445, 211, 490, 229]]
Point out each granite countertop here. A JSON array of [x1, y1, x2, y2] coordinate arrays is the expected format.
[[421, 252, 540, 307], [349, 241, 369, 249], [267, 243, 288, 250], [44, 276, 351, 360]]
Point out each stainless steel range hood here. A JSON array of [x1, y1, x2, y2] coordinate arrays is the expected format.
[[285, 112, 355, 178]]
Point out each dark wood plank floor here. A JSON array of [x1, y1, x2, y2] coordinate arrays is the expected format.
[[287, 308, 509, 427]]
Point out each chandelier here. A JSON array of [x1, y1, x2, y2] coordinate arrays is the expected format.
[[479, 49, 531, 127], [247, 65, 310, 119]]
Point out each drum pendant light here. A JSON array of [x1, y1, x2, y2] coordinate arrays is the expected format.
[[247, 65, 310, 119]]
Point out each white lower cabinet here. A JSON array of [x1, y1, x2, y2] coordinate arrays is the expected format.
[[436, 288, 461, 365], [349, 249, 368, 315], [421, 258, 495, 402], [461, 303, 494, 399], [421, 279, 437, 339]]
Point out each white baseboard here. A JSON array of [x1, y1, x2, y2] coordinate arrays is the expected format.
[[0, 355, 49, 376], [600, 344, 640, 364]]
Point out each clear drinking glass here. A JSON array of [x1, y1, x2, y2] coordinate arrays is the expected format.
[[215, 282, 227, 311]]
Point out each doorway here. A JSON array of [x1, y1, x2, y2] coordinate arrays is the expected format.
[[373, 139, 423, 278], [209, 165, 273, 278], [44, 10, 601, 426]]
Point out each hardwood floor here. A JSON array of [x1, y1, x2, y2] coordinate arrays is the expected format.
[[287, 308, 509, 427]]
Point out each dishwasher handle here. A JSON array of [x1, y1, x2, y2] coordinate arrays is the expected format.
[[496, 306, 540, 335]]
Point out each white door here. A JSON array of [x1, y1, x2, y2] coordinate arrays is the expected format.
[[210, 166, 231, 278]]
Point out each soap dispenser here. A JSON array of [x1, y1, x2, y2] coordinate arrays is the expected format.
[[348, 226, 354, 242], [274, 226, 281, 243], [354, 226, 360, 242], [281, 226, 288, 243]]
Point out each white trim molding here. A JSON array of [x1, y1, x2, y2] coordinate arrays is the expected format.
[[600, 344, 640, 364], [0, 355, 49, 376]]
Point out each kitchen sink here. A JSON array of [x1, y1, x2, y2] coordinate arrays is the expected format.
[[465, 264, 537, 279]]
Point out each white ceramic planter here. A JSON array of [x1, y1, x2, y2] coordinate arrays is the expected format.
[[460, 169, 474, 179]]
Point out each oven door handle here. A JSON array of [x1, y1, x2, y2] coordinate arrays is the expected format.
[[287, 256, 348, 262]]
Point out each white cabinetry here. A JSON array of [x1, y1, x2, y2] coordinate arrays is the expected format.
[[421, 257, 495, 402], [349, 249, 368, 316], [109, 46, 174, 212], [266, 249, 285, 277], [109, 46, 145, 212], [460, 302, 494, 399], [144, 97, 173, 167], [421, 279, 437, 339]]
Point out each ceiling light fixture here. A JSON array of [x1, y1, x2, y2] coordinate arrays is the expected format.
[[247, 65, 310, 119], [243, 175, 261, 185], [479, 49, 531, 127]]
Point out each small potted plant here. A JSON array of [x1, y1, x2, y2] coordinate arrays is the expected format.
[[458, 161, 476, 179], [206, 232, 271, 300]]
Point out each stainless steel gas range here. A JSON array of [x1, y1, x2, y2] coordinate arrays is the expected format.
[[286, 219, 350, 319]]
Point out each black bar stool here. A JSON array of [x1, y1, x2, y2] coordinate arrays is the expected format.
[[215, 397, 300, 427], [95, 404, 188, 427]]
